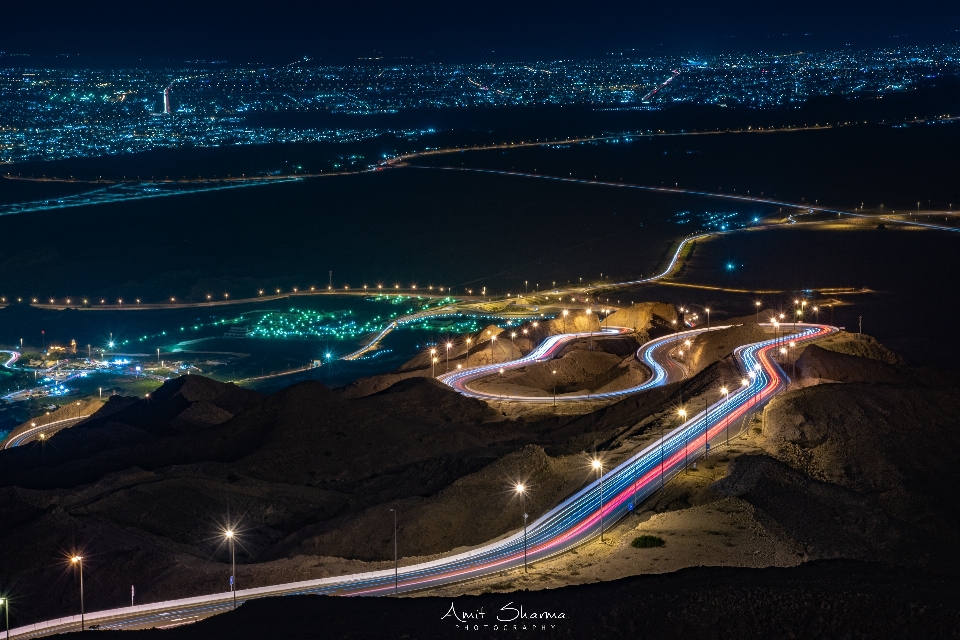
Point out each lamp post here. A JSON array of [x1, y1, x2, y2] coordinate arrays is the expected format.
[[562, 309, 569, 333], [515, 485, 528, 572], [430, 348, 436, 377], [705, 307, 710, 329], [445, 342, 452, 373], [592, 459, 604, 542], [755, 301, 761, 324], [225, 530, 236, 609], [552, 370, 558, 407], [1, 595, 9, 640], [490, 335, 497, 362], [71, 556, 84, 631], [585, 308, 593, 349], [389, 508, 398, 596]]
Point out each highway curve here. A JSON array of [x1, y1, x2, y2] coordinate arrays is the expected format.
[[439, 325, 722, 402], [4, 322, 835, 638], [2, 415, 94, 449]]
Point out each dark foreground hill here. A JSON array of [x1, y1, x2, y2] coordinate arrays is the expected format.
[[0, 370, 704, 625], [64, 561, 960, 640]]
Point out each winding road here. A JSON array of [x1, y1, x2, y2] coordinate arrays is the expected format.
[[2, 415, 93, 449], [440, 325, 717, 402], [4, 322, 835, 638]]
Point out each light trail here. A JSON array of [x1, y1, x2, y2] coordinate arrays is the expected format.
[[641, 69, 681, 102], [0, 179, 302, 217], [2, 415, 93, 449], [439, 325, 721, 402], [3, 323, 835, 638]]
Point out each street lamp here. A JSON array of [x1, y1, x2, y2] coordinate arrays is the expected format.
[[430, 348, 437, 377], [515, 484, 528, 572], [592, 459, 605, 542], [0, 594, 7, 640], [71, 556, 84, 631], [755, 301, 761, 324], [552, 370, 558, 406], [705, 307, 710, 329], [224, 530, 236, 609], [445, 342, 452, 372]]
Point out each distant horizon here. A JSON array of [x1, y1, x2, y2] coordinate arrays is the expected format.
[[2, 31, 959, 69], [4, 0, 960, 67]]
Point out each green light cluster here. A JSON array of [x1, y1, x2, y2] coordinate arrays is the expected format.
[[250, 309, 379, 340]]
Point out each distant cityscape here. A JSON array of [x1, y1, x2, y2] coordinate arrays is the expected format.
[[1, 44, 958, 164]]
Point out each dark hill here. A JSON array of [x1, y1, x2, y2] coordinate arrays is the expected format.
[[0, 376, 265, 486]]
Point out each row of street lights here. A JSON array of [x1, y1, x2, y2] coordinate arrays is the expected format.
[[56, 527, 237, 635]]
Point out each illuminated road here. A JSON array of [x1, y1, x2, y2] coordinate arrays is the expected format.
[[1, 350, 18, 368], [5, 323, 834, 638], [439, 326, 720, 402], [2, 415, 93, 449]]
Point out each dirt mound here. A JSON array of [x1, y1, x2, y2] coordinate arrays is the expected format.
[[87, 374, 265, 436], [156, 374, 263, 414], [712, 454, 934, 564], [2, 396, 115, 446], [462, 339, 522, 367], [797, 344, 906, 383], [606, 301, 678, 331], [504, 350, 622, 391], [546, 312, 599, 335], [336, 366, 435, 399], [761, 383, 960, 545], [685, 323, 769, 374], [817, 331, 905, 365]]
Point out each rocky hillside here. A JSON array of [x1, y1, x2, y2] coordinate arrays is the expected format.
[[605, 301, 678, 333]]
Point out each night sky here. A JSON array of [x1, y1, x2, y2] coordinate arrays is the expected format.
[[7, 0, 960, 63]]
